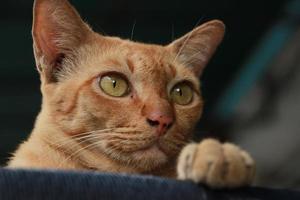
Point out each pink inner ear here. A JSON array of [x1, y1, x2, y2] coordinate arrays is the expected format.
[[34, 17, 65, 82], [168, 20, 225, 77], [38, 28, 59, 64], [32, 0, 92, 82], [34, 3, 60, 66]]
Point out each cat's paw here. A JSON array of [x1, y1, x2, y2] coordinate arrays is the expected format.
[[177, 139, 255, 188]]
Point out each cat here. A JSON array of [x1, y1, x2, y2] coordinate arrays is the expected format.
[[7, 0, 255, 188]]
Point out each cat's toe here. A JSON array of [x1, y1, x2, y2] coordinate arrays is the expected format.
[[177, 139, 224, 184], [177, 143, 198, 181], [240, 149, 256, 184], [177, 139, 255, 188], [220, 143, 255, 188]]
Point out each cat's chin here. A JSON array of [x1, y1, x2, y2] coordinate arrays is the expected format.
[[102, 143, 169, 170], [133, 143, 168, 160], [130, 143, 169, 169]]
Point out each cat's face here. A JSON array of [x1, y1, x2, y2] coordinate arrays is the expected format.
[[33, 0, 224, 171]]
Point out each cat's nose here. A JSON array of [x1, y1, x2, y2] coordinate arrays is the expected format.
[[146, 112, 174, 136]]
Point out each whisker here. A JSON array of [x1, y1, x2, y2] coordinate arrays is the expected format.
[[58, 140, 106, 168], [42, 126, 156, 167], [180, 49, 206, 67], [72, 127, 140, 138], [171, 22, 175, 42], [173, 16, 204, 64], [42, 128, 114, 149], [46, 133, 107, 150], [43, 127, 142, 151], [131, 20, 137, 41], [44, 129, 139, 159]]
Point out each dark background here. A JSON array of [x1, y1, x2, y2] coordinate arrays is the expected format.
[[2, 0, 299, 187]]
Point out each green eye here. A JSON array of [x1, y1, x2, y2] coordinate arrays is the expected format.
[[170, 82, 193, 105], [99, 74, 129, 97]]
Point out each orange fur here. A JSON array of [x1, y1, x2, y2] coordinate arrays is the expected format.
[[8, 0, 253, 184]]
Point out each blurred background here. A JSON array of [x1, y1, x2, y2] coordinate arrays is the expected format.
[[1, 0, 300, 188]]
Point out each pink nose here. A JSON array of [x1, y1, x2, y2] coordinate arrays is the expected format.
[[146, 112, 174, 136]]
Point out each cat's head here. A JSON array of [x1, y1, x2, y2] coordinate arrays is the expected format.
[[33, 0, 225, 171]]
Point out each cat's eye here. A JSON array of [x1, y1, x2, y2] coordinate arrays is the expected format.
[[170, 82, 193, 105], [99, 74, 129, 97]]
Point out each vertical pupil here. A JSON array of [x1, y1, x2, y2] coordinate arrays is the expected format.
[[112, 79, 117, 88], [176, 88, 183, 96]]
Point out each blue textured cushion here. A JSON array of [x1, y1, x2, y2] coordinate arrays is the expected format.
[[0, 168, 299, 200]]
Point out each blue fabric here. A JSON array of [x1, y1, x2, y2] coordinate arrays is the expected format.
[[0, 169, 299, 200]]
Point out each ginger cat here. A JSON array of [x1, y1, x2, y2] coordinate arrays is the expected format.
[[8, 0, 255, 188]]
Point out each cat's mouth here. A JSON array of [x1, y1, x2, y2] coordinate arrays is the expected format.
[[86, 127, 183, 168], [129, 137, 182, 164]]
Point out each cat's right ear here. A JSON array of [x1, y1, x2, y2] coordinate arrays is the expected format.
[[32, 0, 93, 83]]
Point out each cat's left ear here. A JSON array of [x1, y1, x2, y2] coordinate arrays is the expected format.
[[167, 20, 225, 76]]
